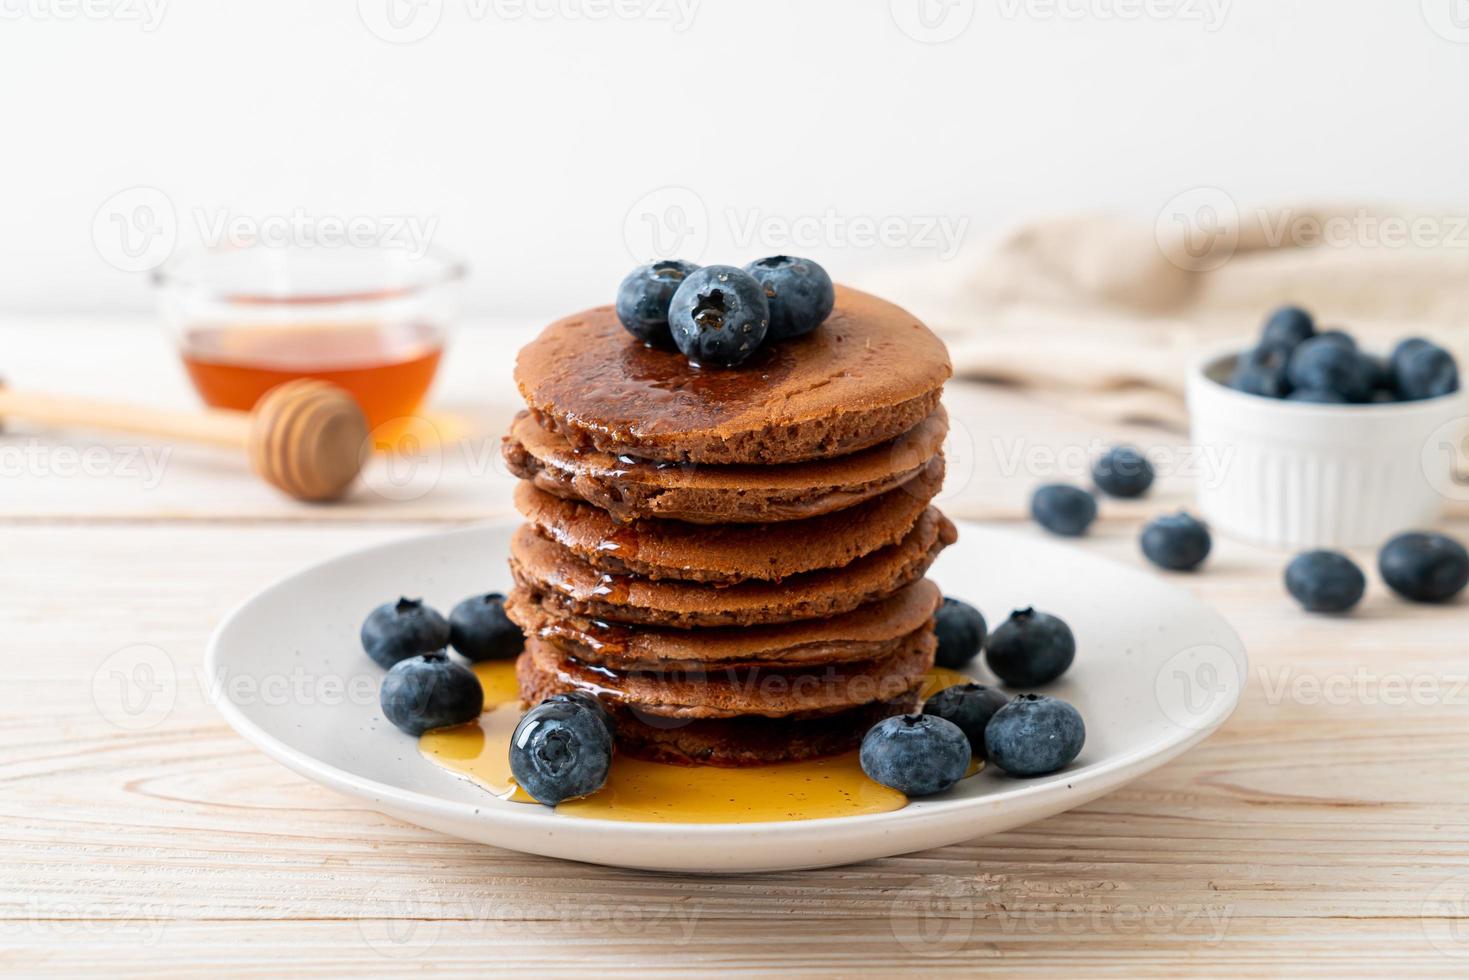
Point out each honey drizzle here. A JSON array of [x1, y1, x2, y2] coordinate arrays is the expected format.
[[419, 660, 982, 822]]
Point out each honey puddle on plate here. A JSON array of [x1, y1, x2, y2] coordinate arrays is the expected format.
[[419, 662, 980, 823]]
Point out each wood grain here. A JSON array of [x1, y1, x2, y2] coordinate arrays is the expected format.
[[3, 319, 1469, 975]]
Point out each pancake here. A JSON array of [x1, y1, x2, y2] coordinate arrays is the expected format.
[[502, 406, 947, 524], [601, 696, 918, 767], [504, 579, 941, 669], [513, 454, 944, 583], [509, 509, 957, 628], [519, 629, 934, 720], [513, 286, 951, 465]]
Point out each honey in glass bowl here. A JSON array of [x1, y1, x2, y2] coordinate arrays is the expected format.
[[155, 244, 465, 430], [179, 320, 445, 429]]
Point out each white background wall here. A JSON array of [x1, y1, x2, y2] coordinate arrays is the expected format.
[[3, 0, 1468, 320]]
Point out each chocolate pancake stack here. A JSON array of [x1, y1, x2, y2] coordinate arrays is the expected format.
[[502, 286, 955, 766]]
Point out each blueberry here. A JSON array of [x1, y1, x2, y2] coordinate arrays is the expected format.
[[667, 265, 770, 368], [509, 698, 614, 805], [1286, 388, 1350, 404], [362, 597, 450, 669], [1092, 445, 1154, 498], [985, 607, 1075, 687], [933, 597, 986, 669], [983, 694, 1085, 777], [1260, 305, 1314, 350], [380, 652, 484, 736], [448, 592, 524, 662], [1314, 328, 1357, 350], [1394, 343, 1459, 401], [1285, 550, 1366, 612], [923, 683, 1008, 756], [1389, 337, 1432, 384], [1141, 512, 1211, 571], [1286, 336, 1374, 403], [1229, 342, 1293, 398], [1378, 532, 1469, 604], [545, 690, 616, 740], [1030, 484, 1097, 536], [859, 714, 971, 796], [743, 255, 835, 341], [615, 260, 699, 346]]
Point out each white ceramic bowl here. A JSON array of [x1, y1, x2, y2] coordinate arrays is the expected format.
[[1187, 350, 1468, 549]]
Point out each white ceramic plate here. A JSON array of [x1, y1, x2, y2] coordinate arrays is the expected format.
[[206, 520, 1245, 873]]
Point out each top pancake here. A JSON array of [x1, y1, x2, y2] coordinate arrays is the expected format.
[[514, 285, 951, 465]]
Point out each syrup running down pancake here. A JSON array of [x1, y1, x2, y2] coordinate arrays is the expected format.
[[502, 406, 948, 524], [503, 579, 942, 670], [513, 455, 944, 583], [509, 509, 956, 628]]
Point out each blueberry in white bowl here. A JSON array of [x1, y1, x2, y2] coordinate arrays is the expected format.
[[615, 259, 699, 346], [932, 596, 986, 669], [1392, 340, 1460, 401], [984, 694, 1085, 777], [1284, 550, 1366, 613], [1389, 338, 1432, 390], [1378, 531, 1469, 603], [1286, 336, 1374, 403], [985, 608, 1075, 687], [448, 592, 524, 662], [1030, 483, 1097, 536], [1141, 512, 1211, 571], [1228, 342, 1293, 398], [1314, 328, 1357, 350], [380, 652, 484, 736], [1092, 445, 1154, 499], [362, 597, 450, 669], [743, 255, 835, 341], [667, 265, 770, 368], [923, 683, 1008, 756], [1223, 307, 1459, 408], [859, 714, 970, 796], [1259, 304, 1315, 351], [510, 697, 614, 805]]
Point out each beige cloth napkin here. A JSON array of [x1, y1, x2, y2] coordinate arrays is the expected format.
[[930, 205, 1469, 428]]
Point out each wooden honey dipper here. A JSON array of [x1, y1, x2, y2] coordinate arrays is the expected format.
[[0, 379, 369, 502]]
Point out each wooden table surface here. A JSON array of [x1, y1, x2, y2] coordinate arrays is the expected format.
[[4, 318, 1468, 976]]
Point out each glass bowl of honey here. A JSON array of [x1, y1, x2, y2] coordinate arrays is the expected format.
[[153, 243, 465, 429]]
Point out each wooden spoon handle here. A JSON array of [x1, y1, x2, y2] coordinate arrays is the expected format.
[[0, 379, 369, 502], [0, 387, 252, 448]]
